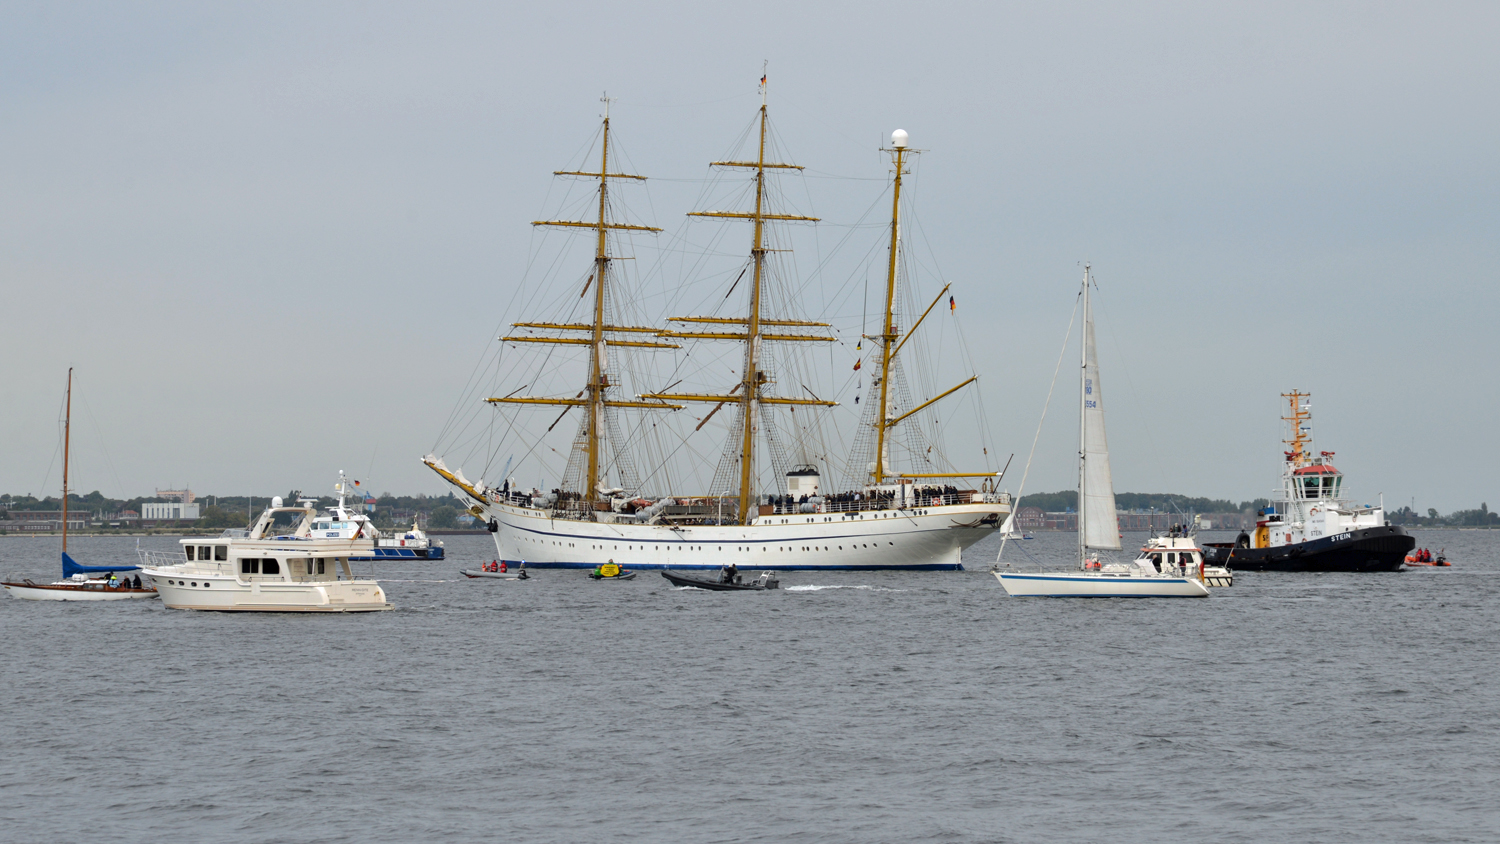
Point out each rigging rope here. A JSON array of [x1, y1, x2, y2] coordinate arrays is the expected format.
[[995, 287, 1082, 567]]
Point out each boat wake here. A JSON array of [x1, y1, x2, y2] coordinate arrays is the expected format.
[[784, 584, 902, 592]]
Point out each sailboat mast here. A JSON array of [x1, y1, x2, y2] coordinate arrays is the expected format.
[[736, 99, 771, 523], [1078, 266, 1089, 566], [873, 139, 907, 486], [62, 367, 72, 554], [585, 106, 613, 505]]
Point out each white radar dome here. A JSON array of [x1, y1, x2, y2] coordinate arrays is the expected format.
[[271, 496, 283, 508], [891, 129, 908, 148]]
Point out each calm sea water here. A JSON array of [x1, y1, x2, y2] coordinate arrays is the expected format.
[[2, 529, 1496, 843]]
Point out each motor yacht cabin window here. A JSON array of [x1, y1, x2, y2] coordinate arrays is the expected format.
[[186, 546, 196, 561], [241, 559, 258, 575], [215, 546, 228, 561], [262, 559, 280, 575], [199, 546, 211, 560]]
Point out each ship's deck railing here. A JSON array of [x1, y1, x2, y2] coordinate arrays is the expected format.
[[136, 549, 189, 569], [491, 489, 1011, 519], [770, 491, 1011, 515]]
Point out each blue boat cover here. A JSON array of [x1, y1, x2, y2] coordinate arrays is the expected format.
[[62, 552, 139, 576]]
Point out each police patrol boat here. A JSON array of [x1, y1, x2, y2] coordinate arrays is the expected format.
[[309, 472, 445, 561], [1200, 392, 1413, 572]]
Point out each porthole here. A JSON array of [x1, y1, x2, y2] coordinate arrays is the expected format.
[[190, 582, 198, 587], [203, 582, 210, 588]]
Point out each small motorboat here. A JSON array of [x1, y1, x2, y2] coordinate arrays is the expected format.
[[1404, 553, 1451, 567], [462, 567, 531, 580], [661, 567, 779, 591], [588, 562, 636, 581]]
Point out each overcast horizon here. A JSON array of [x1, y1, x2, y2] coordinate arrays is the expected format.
[[3, 2, 1496, 513]]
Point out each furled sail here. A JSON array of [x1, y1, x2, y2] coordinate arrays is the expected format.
[[1080, 284, 1120, 551]]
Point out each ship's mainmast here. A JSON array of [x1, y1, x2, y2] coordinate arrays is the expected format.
[[489, 98, 679, 509], [644, 77, 834, 523]]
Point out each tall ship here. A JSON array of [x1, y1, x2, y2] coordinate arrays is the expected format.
[[424, 86, 1010, 570], [1202, 392, 1413, 572]]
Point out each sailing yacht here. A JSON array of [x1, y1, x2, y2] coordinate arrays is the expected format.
[[3, 369, 157, 601], [993, 268, 1209, 597], [424, 87, 1010, 570]]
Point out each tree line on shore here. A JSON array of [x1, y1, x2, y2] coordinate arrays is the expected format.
[[5, 490, 1497, 531], [0, 490, 469, 531], [1016, 491, 1271, 515], [1016, 491, 1500, 528]]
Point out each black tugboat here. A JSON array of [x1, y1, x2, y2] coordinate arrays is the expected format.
[[1201, 392, 1412, 573], [660, 565, 779, 591]]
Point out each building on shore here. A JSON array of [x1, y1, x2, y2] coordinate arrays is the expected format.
[[141, 501, 201, 521], [1, 510, 88, 531]]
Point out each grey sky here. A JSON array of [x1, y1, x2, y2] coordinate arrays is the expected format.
[[2, 2, 1495, 512]]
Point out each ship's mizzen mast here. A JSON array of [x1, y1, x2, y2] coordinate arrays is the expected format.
[[642, 78, 833, 524], [488, 98, 679, 509], [865, 131, 986, 486]]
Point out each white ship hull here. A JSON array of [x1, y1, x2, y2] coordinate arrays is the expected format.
[[141, 569, 391, 612], [3, 581, 157, 601], [993, 570, 1210, 598], [477, 499, 1008, 570]]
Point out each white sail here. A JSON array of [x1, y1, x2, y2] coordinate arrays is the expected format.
[[1080, 277, 1120, 551], [1000, 512, 1019, 538]]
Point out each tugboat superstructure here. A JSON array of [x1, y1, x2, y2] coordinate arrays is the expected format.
[[1202, 392, 1412, 572]]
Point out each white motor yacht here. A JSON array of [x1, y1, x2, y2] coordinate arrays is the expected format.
[[138, 496, 392, 612]]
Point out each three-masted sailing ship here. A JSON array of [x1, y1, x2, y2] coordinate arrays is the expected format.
[[424, 87, 1011, 570]]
